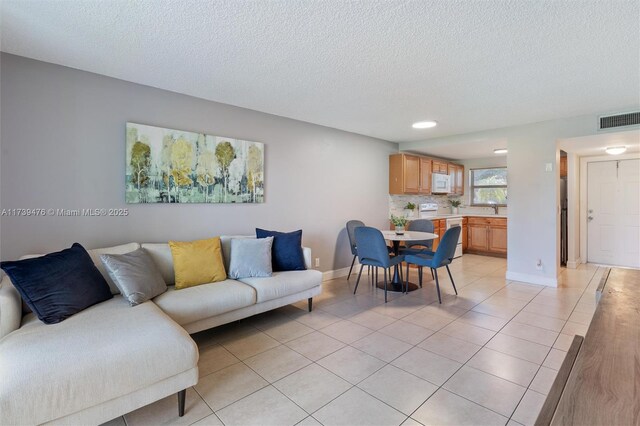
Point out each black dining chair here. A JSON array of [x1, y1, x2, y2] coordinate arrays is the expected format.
[[354, 226, 405, 302], [404, 226, 461, 303]]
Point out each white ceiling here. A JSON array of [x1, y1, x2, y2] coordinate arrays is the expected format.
[[406, 137, 509, 160], [2, 0, 639, 142], [559, 129, 640, 156]]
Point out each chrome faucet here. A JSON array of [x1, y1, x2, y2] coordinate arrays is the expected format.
[[488, 202, 499, 215]]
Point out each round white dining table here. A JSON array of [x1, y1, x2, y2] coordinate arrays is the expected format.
[[379, 230, 438, 292]]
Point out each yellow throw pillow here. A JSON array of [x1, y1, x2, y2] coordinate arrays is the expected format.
[[169, 237, 227, 289]]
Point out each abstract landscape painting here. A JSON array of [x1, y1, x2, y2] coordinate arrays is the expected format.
[[126, 123, 264, 203]]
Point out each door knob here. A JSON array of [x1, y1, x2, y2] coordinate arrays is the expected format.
[[588, 216, 594, 221]]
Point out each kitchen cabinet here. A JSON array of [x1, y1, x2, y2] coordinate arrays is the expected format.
[[462, 217, 468, 251], [389, 154, 432, 194], [449, 163, 465, 196], [466, 217, 507, 256], [431, 219, 446, 252], [389, 154, 462, 195], [432, 160, 448, 175], [419, 157, 432, 194], [560, 156, 567, 177]]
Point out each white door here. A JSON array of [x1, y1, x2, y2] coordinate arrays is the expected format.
[[587, 159, 640, 267]]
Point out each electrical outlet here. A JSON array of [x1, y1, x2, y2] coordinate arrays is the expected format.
[[536, 259, 543, 270], [315, 258, 320, 267]]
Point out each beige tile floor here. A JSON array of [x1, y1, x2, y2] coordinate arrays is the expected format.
[[103, 255, 602, 426]]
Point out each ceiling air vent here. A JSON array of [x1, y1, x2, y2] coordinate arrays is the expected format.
[[599, 111, 640, 130]]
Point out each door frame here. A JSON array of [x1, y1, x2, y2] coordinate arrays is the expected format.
[[580, 153, 640, 266]]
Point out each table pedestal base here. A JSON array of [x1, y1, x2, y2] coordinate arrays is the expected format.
[[375, 281, 420, 293]]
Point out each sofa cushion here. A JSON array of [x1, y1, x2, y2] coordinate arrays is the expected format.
[[228, 237, 274, 279], [169, 237, 227, 289], [0, 297, 198, 425], [141, 243, 175, 285], [0, 243, 113, 324], [88, 243, 141, 294], [100, 248, 167, 306], [153, 279, 257, 326], [238, 270, 322, 303], [256, 228, 306, 271]]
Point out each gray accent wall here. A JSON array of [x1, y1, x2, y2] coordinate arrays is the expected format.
[[0, 54, 397, 270]]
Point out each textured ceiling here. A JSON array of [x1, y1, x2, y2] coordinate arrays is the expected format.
[[559, 129, 640, 156], [2, 0, 639, 142]]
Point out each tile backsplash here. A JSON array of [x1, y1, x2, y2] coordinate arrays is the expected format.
[[389, 194, 461, 217], [389, 195, 507, 218]]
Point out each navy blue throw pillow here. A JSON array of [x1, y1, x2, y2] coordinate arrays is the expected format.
[[0, 243, 113, 324], [255, 228, 306, 271]]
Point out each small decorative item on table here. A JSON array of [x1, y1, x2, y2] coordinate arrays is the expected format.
[[390, 214, 408, 235], [449, 199, 462, 215]]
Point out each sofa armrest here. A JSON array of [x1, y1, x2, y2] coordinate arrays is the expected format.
[[0, 273, 22, 338], [303, 247, 312, 270]]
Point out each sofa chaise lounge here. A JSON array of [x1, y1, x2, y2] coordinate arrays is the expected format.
[[0, 236, 322, 425]]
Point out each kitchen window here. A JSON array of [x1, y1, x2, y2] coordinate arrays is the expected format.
[[470, 167, 507, 205]]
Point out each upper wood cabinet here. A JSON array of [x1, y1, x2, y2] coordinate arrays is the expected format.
[[560, 156, 567, 177], [389, 154, 431, 194], [449, 163, 465, 196], [432, 159, 449, 174], [419, 158, 432, 194], [389, 154, 462, 195]]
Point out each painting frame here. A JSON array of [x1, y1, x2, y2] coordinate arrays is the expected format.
[[126, 122, 264, 204]]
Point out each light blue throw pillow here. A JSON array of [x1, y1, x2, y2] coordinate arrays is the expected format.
[[228, 237, 274, 279]]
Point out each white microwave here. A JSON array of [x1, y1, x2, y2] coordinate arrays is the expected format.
[[432, 173, 451, 193]]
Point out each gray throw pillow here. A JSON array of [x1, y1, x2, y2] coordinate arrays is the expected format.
[[100, 248, 167, 306], [228, 237, 274, 279]]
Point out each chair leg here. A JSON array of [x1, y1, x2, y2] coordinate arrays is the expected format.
[[434, 268, 442, 303], [178, 389, 186, 417], [347, 255, 356, 280], [431, 268, 435, 279], [418, 266, 423, 287], [446, 265, 458, 295], [375, 267, 378, 287], [308, 297, 313, 312], [353, 264, 364, 294], [383, 267, 388, 303]]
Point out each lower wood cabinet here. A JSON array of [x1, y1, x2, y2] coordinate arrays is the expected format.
[[431, 219, 446, 252], [462, 217, 468, 251], [466, 217, 507, 256]]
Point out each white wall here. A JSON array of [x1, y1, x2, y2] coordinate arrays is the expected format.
[[400, 115, 630, 286], [0, 54, 398, 271]]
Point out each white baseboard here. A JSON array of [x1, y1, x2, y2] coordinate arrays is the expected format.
[[322, 262, 360, 281], [506, 270, 558, 287], [566, 258, 582, 269]]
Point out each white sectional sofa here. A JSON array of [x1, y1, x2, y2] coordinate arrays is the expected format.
[[0, 236, 322, 425]]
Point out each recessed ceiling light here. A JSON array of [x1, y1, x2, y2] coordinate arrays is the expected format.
[[412, 121, 438, 129], [494, 148, 508, 154], [605, 146, 627, 155]]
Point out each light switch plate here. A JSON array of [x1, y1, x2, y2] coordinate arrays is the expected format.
[[545, 163, 553, 172]]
